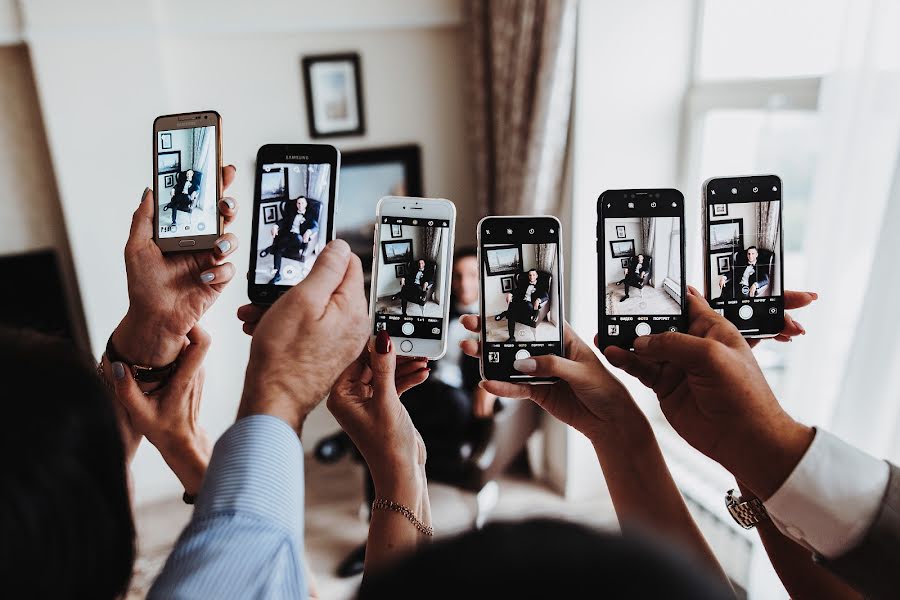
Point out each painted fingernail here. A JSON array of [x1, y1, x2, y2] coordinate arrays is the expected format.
[[112, 362, 126, 380], [200, 271, 215, 284], [376, 330, 391, 354], [633, 337, 650, 351], [513, 358, 536, 373], [216, 239, 231, 254], [221, 198, 235, 209], [795, 320, 806, 334], [141, 187, 150, 203]]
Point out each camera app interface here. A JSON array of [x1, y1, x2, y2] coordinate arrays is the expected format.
[[482, 221, 563, 379], [601, 193, 686, 348], [373, 216, 450, 341], [707, 178, 783, 334], [254, 162, 332, 287], [157, 125, 217, 239]]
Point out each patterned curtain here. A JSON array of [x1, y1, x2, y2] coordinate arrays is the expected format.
[[423, 227, 443, 296], [464, 0, 576, 215], [534, 242, 556, 273], [191, 127, 211, 209], [756, 200, 780, 251], [639, 217, 656, 284]]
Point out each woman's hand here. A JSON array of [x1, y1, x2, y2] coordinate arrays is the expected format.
[[111, 166, 240, 367], [110, 326, 213, 495]]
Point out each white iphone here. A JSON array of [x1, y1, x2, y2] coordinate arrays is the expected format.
[[370, 196, 456, 358]]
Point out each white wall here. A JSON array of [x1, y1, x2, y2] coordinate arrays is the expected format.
[[602, 218, 640, 284], [20, 0, 469, 505], [375, 223, 424, 298]]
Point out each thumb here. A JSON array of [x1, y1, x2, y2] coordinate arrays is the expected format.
[[512, 353, 583, 382], [632, 331, 714, 370], [368, 331, 398, 399], [110, 360, 154, 427]]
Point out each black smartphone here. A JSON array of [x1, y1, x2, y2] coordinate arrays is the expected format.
[[247, 144, 340, 304], [478, 216, 565, 384], [703, 175, 784, 337], [596, 189, 688, 351]]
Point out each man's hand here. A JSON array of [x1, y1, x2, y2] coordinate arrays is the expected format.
[[718, 275, 727, 288], [303, 230, 313, 243], [505, 292, 512, 304], [112, 166, 239, 367], [604, 288, 815, 499], [749, 283, 758, 297], [238, 240, 370, 433], [271, 224, 279, 238]]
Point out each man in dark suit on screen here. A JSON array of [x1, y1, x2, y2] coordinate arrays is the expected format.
[[268, 196, 318, 284], [494, 268, 549, 342]]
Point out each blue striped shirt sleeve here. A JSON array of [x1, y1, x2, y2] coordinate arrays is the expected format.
[[148, 414, 308, 599]]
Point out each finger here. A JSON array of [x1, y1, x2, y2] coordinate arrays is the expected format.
[[200, 262, 235, 287], [632, 330, 716, 370], [459, 314, 480, 333], [110, 359, 154, 426], [396, 358, 429, 378], [242, 321, 258, 336], [128, 188, 154, 245], [479, 379, 533, 400], [333, 252, 368, 316], [222, 165, 236, 190], [780, 312, 806, 337], [219, 197, 238, 227], [783, 290, 818, 311], [168, 326, 212, 391], [213, 232, 238, 259], [687, 285, 703, 298], [604, 347, 663, 390], [460, 338, 481, 359], [289, 240, 352, 313], [397, 368, 430, 396], [237, 303, 268, 324], [510, 353, 585, 381], [369, 331, 399, 400]]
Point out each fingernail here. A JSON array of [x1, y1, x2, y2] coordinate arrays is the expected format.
[[221, 198, 235, 209], [513, 358, 536, 373], [795, 321, 806, 334], [329, 239, 351, 256], [200, 271, 215, 284], [216, 239, 231, 254], [633, 337, 650, 351], [810, 292, 819, 300], [112, 362, 126, 380], [141, 187, 150, 203], [376, 330, 391, 354]]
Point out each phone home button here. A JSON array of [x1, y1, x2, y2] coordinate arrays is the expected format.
[[178, 239, 196, 247], [401, 322, 415, 336], [739, 305, 754, 320], [515, 349, 531, 361], [400, 340, 413, 353], [635, 322, 652, 337]]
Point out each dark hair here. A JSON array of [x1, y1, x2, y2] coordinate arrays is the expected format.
[[453, 246, 477, 262], [746, 246, 758, 252], [0, 328, 135, 599], [528, 268, 538, 274], [359, 519, 732, 600]]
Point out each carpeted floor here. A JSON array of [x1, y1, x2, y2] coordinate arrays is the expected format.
[[605, 283, 680, 316], [485, 315, 560, 343], [375, 296, 443, 318]]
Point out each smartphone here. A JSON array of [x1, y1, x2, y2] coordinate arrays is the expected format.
[[596, 189, 688, 351], [703, 175, 784, 337], [247, 144, 340, 304], [370, 196, 456, 359], [153, 111, 223, 253], [478, 216, 565, 384]]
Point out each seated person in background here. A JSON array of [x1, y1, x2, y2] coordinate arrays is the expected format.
[[620, 253, 650, 302], [269, 195, 318, 284], [167, 168, 201, 226], [397, 258, 433, 315], [719, 246, 767, 299], [494, 268, 549, 342]]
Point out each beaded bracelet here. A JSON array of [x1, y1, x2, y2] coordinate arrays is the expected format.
[[372, 498, 434, 536]]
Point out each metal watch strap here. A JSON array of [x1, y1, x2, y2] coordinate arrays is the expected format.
[[105, 336, 177, 384], [725, 488, 770, 529]]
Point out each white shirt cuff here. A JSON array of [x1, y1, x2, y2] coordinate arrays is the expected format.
[[764, 428, 890, 559]]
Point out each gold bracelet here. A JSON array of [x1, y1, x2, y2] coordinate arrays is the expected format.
[[372, 498, 434, 536]]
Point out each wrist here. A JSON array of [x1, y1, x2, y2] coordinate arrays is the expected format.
[[373, 463, 427, 515], [589, 405, 655, 456], [112, 311, 185, 367], [155, 431, 211, 496], [238, 362, 313, 435]]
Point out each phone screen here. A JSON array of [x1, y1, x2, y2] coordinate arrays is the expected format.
[[373, 215, 451, 341], [597, 189, 688, 350], [480, 217, 564, 382], [252, 160, 334, 289], [706, 176, 784, 336], [156, 124, 218, 239]]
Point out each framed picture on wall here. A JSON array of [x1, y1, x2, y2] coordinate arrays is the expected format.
[[381, 239, 413, 264], [262, 204, 280, 225], [302, 53, 366, 138], [261, 167, 287, 200], [163, 174, 175, 188], [391, 223, 403, 238], [160, 132, 172, 150], [616, 225, 626, 239], [395, 264, 407, 278], [709, 219, 744, 253], [609, 239, 635, 258], [712, 203, 729, 217], [157, 151, 181, 175], [485, 245, 522, 276], [717, 254, 732, 274], [621, 258, 629, 268], [500, 275, 515, 292]]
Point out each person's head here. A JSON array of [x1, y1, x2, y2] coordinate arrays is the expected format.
[[637, 254, 644, 262], [358, 519, 732, 599], [0, 328, 135, 598], [185, 169, 194, 180], [451, 246, 478, 306], [295, 196, 308, 214], [418, 259, 426, 271], [746, 246, 758, 264], [527, 269, 538, 284]]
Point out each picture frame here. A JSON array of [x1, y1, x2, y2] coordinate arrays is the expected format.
[[159, 132, 172, 150], [616, 225, 626, 239], [484, 244, 522, 276], [621, 258, 629, 268], [163, 174, 175, 188], [395, 263, 407, 278], [609, 239, 635, 258], [391, 223, 403, 238], [717, 254, 732, 274], [709, 219, 744, 253], [712, 203, 729, 217], [157, 151, 181, 175], [302, 52, 366, 138], [500, 275, 515, 293], [261, 166, 287, 201], [381, 239, 412, 265], [262, 203, 280, 225]]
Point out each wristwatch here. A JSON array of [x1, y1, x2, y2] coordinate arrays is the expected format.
[[104, 336, 178, 384], [725, 488, 770, 529]]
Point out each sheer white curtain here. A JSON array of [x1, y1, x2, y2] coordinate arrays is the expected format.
[[782, 0, 900, 461], [191, 126, 212, 211]]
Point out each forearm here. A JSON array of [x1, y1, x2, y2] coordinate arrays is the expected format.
[[157, 434, 212, 496], [591, 413, 729, 587], [364, 464, 431, 575], [112, 311, 186, 368]]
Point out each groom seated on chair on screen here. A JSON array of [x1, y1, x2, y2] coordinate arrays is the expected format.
[[494, 269, 549, 342], [718, 246, 768, 300], [397, 258, 434, 316], [619, 253, 650, 302], [268, 196, 318, 284]]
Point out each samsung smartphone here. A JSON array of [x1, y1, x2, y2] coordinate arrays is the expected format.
[[370, 196, 456, 359], [703, 175, 784, 337], [247, 144, 340, 304], [596, 189, 688, 351], [153, 111, 223, 253], [478, 216, 565, 383]]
